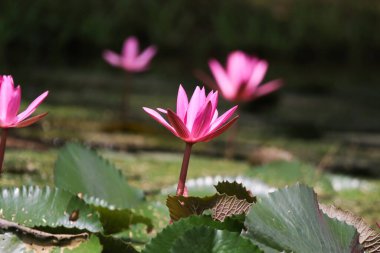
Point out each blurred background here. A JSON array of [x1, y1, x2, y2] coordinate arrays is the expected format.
[[0, 0, 379, 221]]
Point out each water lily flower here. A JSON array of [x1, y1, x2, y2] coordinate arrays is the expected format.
[[208, 50, 282, 103], [0, 75, 48, 173], [143, 85, 239, 144], [143, 85, 239, 196], [103, 36, 157, 72]]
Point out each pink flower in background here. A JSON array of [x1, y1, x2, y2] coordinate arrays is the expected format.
[[143, 85, 239, 144], [103, 36, 157, 72], [209, 50, 282, 103], [0, 75, 48, 128]]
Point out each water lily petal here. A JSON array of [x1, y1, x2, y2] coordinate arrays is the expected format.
[[206, 90, 218, 113], [167, 109, 190, 140], [15, 112, 48, 128], [197, 115, 239, 142], [208, 59, 235, 100], [157, 108, 167, 114], [211, 109, 218, 124], [192, 101, 213, 138], [103, 50, 121, 67], [209, 105, 238, 132], [245, 60, 268, 94], [6, 85, 21, 121], [135, 45, 157, 69], [16, 91, 49, 123], [253, 79, 283, 99], [186, 86, 202, 132], [227, 51, 250, 85], [0, 76, 14, 121], [122, 36, 139, 63], [176, 85, 189, 121], [143, 107, 179, 136]]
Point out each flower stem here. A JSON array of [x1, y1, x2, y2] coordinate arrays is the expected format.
[[176, 142, 193, 196], [0, 128, 8, 175], [123, 73, 132, 120]]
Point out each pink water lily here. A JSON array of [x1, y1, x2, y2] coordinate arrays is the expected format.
[[0, 75, 48, 174], [143, 85, 239, 144], [209, 50, 282, 103], [143, 85, 238, 196], [103, 36, 157, 72], [0, 76, 48, 128]]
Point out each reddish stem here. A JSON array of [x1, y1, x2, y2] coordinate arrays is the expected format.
[[0, 128, 8, 175], [176, 142, 193, 196]]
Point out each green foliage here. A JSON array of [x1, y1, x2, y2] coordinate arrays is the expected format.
[[0, 186, 102, 233], [142, 215, 246, 253], [0, 233, 102, 253], [98, 235, 138, 253], [214, 181, 256, 203], [170, 226, 262, 253], [95, 206, 152, 235], [52, 235, 102, 253], [244, 184, 362, 252], [167, 181, 254, 221], [54, 143, 144, 209]]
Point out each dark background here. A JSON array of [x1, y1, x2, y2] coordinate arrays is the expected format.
[[0, 0, 379, 67]]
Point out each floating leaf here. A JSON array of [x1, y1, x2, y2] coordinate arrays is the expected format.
[[170, 226, 262, 253], [142, 215, 245, 253], [98, 235, 138, 253], [211, 194, 252, 221], [0, 186, 102, 233], [54, 143, 144, 209], [214, 181, 256, 203], [167, 194, 251, 222], [0, 233, 102, 253], [0, 217, 88, 246], [166, 195, 217, 221], [95, 206, 152, 235], [244, 184, 362, 253], [320, 204, 380, 253], [132, 202, 170, 232]]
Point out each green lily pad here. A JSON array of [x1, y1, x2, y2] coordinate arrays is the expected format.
[[244, 184, 362, 252], [0, 233, 102, 253], [142, 215, 244, 253], [54, 143, 144, 209], [0, 186, 102, 233], [215, 181, 256, 203], [170, 226, 262, 253]]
